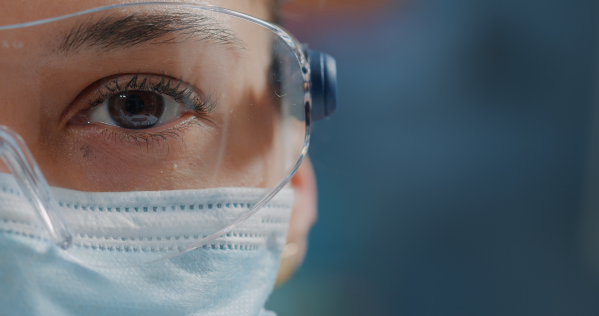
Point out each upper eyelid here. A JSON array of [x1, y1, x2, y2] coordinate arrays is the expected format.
[[89, 73, 200, 107]]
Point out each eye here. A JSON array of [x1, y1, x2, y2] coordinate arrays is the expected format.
[[88, 90, 186, 130], [71, 73, 215, 131]]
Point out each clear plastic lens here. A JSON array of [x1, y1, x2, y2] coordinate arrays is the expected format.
[[0, 4, 310, 267]]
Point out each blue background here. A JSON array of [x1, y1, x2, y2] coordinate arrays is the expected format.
[[266, 0, 599, 315]]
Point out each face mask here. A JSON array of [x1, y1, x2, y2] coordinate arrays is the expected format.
[[0, 172, 293, 316]]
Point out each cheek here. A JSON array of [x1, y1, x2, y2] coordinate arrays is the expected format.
[[222, 91, 283, 188], [40, 124, 219, 191]]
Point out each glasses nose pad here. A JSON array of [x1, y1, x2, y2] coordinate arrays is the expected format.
[[0, 125, 72, 250]]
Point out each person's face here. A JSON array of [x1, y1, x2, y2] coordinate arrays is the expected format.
[[1, 0, 317, 281], [0, 0, 294, 192]]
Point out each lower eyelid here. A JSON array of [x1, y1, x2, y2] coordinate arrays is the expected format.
[[72, 115, 203, 150]]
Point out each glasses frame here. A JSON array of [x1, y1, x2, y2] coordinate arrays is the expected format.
[[0, 2, 313, 264]]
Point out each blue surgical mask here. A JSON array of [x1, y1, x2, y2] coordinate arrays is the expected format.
[[0, 172, 293, 316]]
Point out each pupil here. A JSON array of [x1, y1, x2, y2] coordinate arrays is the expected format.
[[124, 94, 145, 115]]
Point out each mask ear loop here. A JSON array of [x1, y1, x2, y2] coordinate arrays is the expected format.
[[0, 125, 72, 249]]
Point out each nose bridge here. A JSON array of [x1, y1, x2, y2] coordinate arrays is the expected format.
[[1, 24, 51, 129], [0, 23, 47, 136]]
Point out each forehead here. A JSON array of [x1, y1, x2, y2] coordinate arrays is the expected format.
[[0, 0, 272, 25]]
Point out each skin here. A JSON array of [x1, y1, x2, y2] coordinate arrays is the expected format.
[[0, 0, 316, 282]]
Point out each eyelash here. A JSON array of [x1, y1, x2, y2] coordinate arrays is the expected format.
[[89, 72, 217, 116]]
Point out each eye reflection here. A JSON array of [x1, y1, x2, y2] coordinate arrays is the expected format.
[[108, 91, 165, 129]]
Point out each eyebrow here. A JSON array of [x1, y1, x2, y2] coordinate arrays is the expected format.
[[57, 12, 242, 54]]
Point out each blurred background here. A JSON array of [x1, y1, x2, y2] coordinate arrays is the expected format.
[[265, 0, 599, 315]]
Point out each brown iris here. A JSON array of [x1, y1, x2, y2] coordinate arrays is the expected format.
[[108, 91, 165, 129]]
